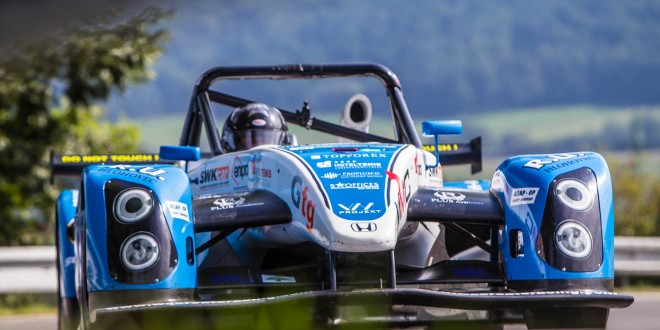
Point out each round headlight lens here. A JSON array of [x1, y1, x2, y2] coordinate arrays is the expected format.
[[555, 220, 593, 259], [120, 233, 160, 271], [555, 179, 593, 211], [114, 188, 153, 223]]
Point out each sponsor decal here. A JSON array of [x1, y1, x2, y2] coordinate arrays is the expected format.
[[196, 166, 230, 185], [260, 168, 272, 178], [334, 161, 382, 169], [422, 144, 459, 152], [321, 172, 339, 180], [317, 153, 387, 159], [360, 148, 381, 152], [232, 156, 249, 184], [343, 171, 382, 178], [212, 197, 245, 210], [315, 159, 386, 170], [350, 222, 377, 232], [337, 203, 381, 216], [97, 165, 166, 183], [262, 274, 296, 283], [523, 153, 592, 172], [330, 182, 379, 190], [200, 168, 217, 183], [251, 119, 266, 126], [510, 187, 540, 206], [165, 201, 190, 222], [310, 155, 321, 160], [316, 161, 331, 168], [60, 154, 160, 163], [433, 191, 466, 202], [431, 190, 485, 205], [288, 146, 316, 151], [291, 175, 316, 232]]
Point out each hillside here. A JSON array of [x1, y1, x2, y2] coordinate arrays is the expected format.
[[106, 0, 660, 119], [136, 105, 660, 157]]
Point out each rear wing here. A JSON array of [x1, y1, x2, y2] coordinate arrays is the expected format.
[[423, 137, 482, 174], [50, 152, 176, 180]]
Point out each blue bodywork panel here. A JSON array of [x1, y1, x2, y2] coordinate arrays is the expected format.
[[493, 152, 614, 281], [81, 164, 197, 291], [56, 189, 78, 298], [282, 144, 404, 221]]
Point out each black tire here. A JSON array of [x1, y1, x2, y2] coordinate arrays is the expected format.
[[57, 296, 79, 330], [55, 208, 79, 330], [524, 307, 609, 329]]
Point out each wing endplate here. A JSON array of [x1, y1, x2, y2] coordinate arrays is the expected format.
[[407, 187, 503, 225], [192, 190, 292, 232]]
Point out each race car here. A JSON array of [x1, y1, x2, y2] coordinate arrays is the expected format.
[[52, 63, 633, 329]]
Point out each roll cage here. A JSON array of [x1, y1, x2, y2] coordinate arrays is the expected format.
[[179, 63, 423, 155]]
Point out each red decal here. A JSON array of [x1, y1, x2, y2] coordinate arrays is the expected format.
[[414, 155, 419, 174], [386, 170, 405, 217], [291, 176, 316, 232]]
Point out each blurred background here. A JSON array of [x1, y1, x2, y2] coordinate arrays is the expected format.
[[0, 0, 658, 318]]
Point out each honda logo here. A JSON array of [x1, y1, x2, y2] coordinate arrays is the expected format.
[[351, 222, 377, 232]]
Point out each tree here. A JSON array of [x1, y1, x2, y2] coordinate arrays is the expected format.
[[609, 154, 660, 236], [0, 8, 169, 245]]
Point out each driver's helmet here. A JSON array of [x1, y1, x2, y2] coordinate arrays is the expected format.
[[221, 103, 292, 152]]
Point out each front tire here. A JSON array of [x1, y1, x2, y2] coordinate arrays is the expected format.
[[55, 208, 79, 330], [57, 296, 79, 330]]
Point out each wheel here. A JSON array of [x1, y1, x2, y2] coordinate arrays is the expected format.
[[55, 209, 79, 330], [524, 307, 609, 329], [57, 295, 79, 330]]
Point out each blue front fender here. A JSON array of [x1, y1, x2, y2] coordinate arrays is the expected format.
[[80, 164, 196, 292], [56, 189, 78, 299], [493, 152, 614, 284]]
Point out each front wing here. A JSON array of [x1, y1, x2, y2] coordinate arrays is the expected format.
[[92, 288, 633, 328]]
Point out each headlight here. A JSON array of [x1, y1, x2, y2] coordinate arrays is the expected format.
[[120, 233, 160, 271], [555, 220, 593, 259], [555, 179, 593, 211], [114, 188, 153, 223]]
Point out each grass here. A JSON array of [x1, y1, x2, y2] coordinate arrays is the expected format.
[[0, 294, 56, 316], [452, 105, 660, 146], [136, 113, 187, 152], [134, 105, 660, 152]]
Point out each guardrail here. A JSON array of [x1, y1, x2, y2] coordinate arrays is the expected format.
[[0, 246, 56, 293], [0, 237, 658, 293]]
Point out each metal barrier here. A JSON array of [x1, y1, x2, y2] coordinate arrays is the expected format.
[[614, 236, 660, 286], [0, 246, 56, 293], [0, 237, 658, 293]]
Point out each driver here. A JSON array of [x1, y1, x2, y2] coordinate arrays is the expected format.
[[220, 103, 293, 152]]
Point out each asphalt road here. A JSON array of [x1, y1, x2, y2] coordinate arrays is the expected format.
[[0, 292, 655, 330]]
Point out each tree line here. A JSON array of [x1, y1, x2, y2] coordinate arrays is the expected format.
[[105, 0, 660, 118], [0, 2, 658, 247]]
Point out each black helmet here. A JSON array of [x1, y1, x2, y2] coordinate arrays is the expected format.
[[221, 103, 292, 152]]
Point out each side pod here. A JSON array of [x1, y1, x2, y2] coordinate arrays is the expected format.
[[407, 187, 503, 226], [192, 190, 292, 232]]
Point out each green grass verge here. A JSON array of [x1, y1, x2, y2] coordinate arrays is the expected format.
[[135, 105, 660, 153], [0, 294, 56, 316]]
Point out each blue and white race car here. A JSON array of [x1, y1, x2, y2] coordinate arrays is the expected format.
[[53, 63, 633, 329]]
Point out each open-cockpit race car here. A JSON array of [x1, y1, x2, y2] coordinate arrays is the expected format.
[[52, 63, 633, 329]]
